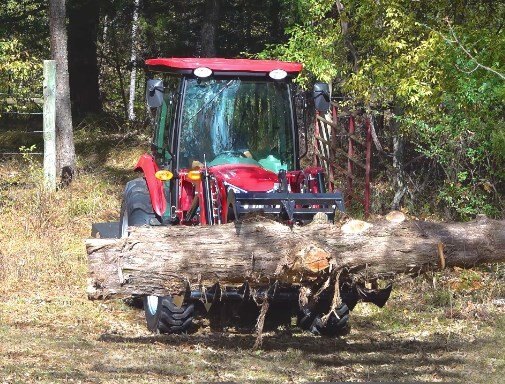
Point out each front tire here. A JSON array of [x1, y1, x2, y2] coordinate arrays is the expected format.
[[119, 178, 161, 238], [297, 284, 351, 337], [120, 177, 195, 334], [297, 303, 350, 337], [144, 296, 194, 334]]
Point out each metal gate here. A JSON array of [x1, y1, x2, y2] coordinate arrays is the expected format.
[[314, 102, 372, 217]]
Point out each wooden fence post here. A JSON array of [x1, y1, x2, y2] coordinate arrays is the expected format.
[[43, 60, 56, 191]]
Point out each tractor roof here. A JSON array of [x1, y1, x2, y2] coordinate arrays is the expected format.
[[145, 58, 303, 77]]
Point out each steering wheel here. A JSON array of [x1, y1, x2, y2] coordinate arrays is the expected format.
[[209, 149, 259, 167], [214, 150, 249, 158]]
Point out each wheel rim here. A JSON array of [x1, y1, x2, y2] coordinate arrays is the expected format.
[[146, 295, 159, 315]]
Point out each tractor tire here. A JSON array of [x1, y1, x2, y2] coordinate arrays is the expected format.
[[120, 177, 195, 334], [144, 296, 194, 334], [119, 177, 162, 238], [297, 302, 351, 337]]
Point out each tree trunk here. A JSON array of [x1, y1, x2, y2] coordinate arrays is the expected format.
[[336, 1, 359, 73], [68, 0, 102, 117], [200, 0, 220, 57], [127, 0, 140, 122], [269, 0, 283, 43], [86, 215, 505, 300], [115, 62, 129, 120], [49, 0, 75, 184], [391, 135, 406, 209], [391, 107, 406, 210]]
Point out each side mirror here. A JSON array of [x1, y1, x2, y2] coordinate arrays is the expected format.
[[313, 82, 330, 113], [146, 79, 164, 108]]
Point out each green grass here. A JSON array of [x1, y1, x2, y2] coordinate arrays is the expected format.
[[0, 126, 504, 382]]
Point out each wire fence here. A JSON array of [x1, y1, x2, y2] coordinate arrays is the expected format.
[[0, 60, 56, 190], [0, 76, 45, 155]]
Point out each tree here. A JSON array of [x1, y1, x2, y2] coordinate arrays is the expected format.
[[262, 0, 505, 219], [87, 216, 505, 299], [200, 0, 220, 57], [68, 0, 102, 117], [49, 0, 75, 183], [127, 0, 140, 121]]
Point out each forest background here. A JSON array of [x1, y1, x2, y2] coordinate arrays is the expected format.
[[0, 1, 504, 382], [1, 0, 504, 219]]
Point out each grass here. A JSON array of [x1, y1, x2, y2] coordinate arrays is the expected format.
[[0, 125, 504, 382]]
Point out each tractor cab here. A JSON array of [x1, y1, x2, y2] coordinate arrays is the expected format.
[[139, 58, 343, 226], [147, 58, 299, 172]]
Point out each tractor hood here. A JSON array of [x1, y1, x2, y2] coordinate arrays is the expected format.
[[210, 164, 278, 192]]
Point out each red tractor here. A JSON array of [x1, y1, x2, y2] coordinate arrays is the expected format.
[[104, 58, 389, 336]]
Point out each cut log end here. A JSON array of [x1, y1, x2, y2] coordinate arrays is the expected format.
[[341, 220, 373, 234], [293, 245, 331, 274], [386, 210, 406, 223]]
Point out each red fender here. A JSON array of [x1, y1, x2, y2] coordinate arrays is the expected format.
[[134, 154, 167, 217]]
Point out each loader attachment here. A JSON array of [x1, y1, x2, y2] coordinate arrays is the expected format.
[[341, 282, 393, 310], [228, 190, 345, 224], [91, 222, 120, 239]]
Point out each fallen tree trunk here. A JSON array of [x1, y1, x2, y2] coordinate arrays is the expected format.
[[86, 214, 505, 299]]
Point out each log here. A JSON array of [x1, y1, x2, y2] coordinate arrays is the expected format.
[[86, 215, 505, 300]]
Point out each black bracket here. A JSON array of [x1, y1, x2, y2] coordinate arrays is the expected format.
[[280, 199, 296, 222], [278, 169, 288, 193]]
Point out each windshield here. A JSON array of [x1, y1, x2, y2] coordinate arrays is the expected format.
[[179, 78, 294, 172]]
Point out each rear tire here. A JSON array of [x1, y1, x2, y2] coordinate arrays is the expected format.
[[120, 177, 195, 334], [119, 178, 161, 238]]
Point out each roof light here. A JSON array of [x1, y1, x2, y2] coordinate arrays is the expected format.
[[194, 67, 212, 78], [268, 69, 287, 80]]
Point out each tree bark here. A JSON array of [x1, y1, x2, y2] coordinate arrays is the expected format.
[[391, 135, 406, 209], [269, 0, 283, 43], [128, 0, 141, 121], [200, 0, 220, 57], [391, 107, 406, 210], [87, 215, 505, 300], [336, 1, 359, 73], [68, 0, 102, 117], [49, 0, 76, 183]]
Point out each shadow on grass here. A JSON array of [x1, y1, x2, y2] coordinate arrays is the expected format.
[[99, 330, 465, 354], [97, 330, 468, 381]]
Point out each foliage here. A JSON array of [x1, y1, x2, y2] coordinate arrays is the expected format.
[[0, 2, 47, 76], [0, 0, 47, 54], [0, 39, 44, 111], [258, 0, 345, 86], [0, 0, 503, 218], [261, 0, 505, 218], [0, 1, 46, 117]]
